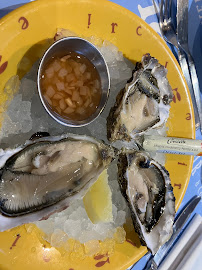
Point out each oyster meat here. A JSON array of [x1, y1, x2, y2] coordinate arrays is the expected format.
[[0, 134, 114, 231], [107, 54, 173, 141], [118, 150, 175, 254]]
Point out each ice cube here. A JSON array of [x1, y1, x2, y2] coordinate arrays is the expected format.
[[114, 227, 126, 244], [84, 240, 100, 256], [36, 220, 54, 235], [115, 210, 126, 226], [51, 229, 68, 247]]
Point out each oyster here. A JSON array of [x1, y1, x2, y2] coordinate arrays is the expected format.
[[107, 54, 173, 141], [118, 150, 175, 254], [0, 134, 114, 231]]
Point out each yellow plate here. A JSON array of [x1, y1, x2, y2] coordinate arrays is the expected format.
[[0, 0, 195, 269]]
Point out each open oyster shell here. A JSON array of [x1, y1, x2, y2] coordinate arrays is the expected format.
[[107, 54, 173, 141], [118, 150, 175, 254], [0, 134, 114, 231]]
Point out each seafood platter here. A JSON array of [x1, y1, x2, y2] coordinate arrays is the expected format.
[[0, 0, 195, 269]]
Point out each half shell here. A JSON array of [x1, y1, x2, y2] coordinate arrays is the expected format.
[[107, 54, 173, 141], [118, 150, 175, 254], [0, 134, 114, 231]]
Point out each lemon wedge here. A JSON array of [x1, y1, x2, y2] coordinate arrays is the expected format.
[[83, 169, 113, 223]]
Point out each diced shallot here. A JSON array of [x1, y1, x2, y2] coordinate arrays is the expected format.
[[59, 99, 67, 110], [53, 93, 63, 100], [58, 68, 68, 78], [56, 81, 65, 91], [74, 67, 81, 77], [52, 61, 61, 72], [80, 86, 88, 96], [77, 96, 84, 106], [66, 65, 73, 73], [72, 91, 80, 101], [46, 86, 55, 98], [64, 87, 72, 96], [52, 100, 59, 107], [44, 94, 52, 105], [60, 55, 71, 62], [64, 107, 75, 114], [85, 72, 91, 80], [80, 64, 87, 74], [87, 87, 91, 97], [56, 106, 62, 114], [66, 73, 76, 82], [84, 99, 90, 108], [65, 98, 76, 108], [45, 67, 54, 79], [75, 80, 83, 87]]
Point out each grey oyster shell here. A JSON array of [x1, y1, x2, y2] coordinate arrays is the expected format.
[[117, 150, 175, 254], [107, 54, 173, 142], [0, 134, 115, 219]]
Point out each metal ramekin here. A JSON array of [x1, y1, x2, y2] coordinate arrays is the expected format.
[[37, 37, 110, 127]]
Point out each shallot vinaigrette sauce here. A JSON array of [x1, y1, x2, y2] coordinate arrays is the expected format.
[[40, 52, 101, 121]]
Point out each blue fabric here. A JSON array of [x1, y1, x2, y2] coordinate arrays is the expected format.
[[0, 1, 201, 269]]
